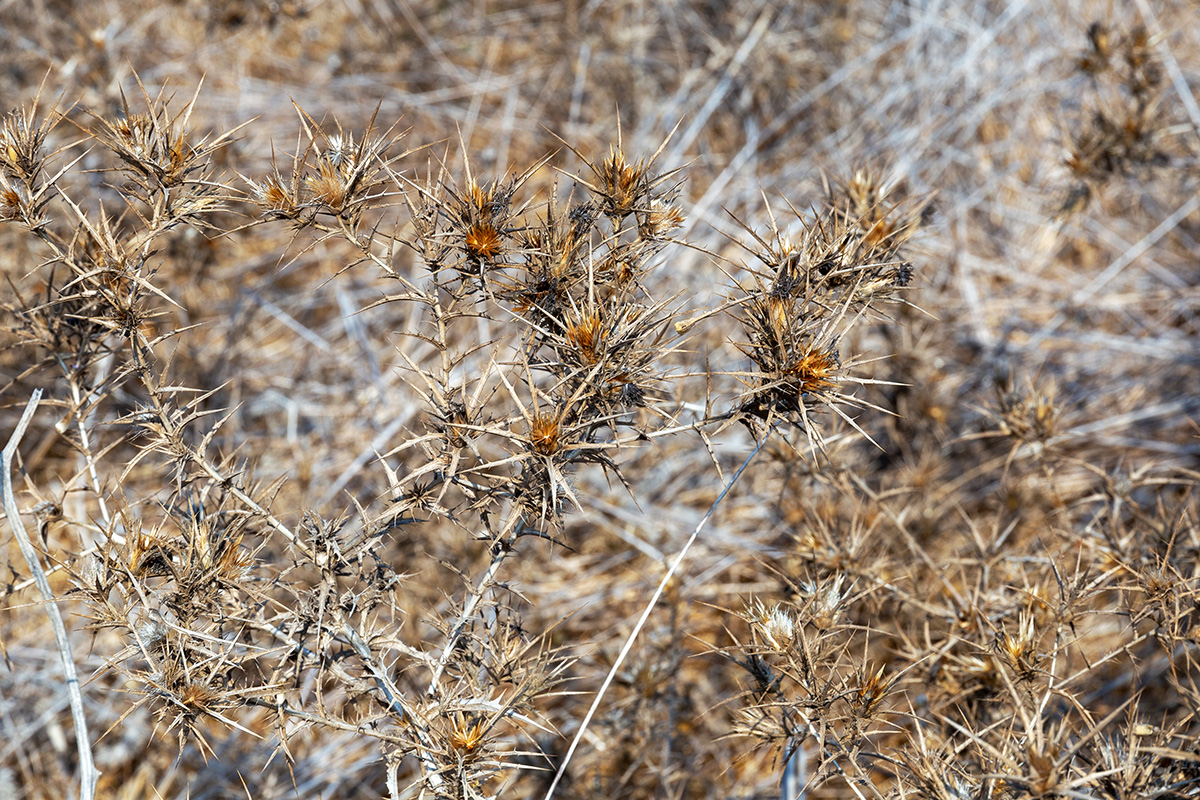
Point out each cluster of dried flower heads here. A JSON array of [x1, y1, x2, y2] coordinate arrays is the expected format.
[[2, 10, 1199, 800]]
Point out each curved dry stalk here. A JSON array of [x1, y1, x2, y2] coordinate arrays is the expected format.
[[1, 389, 99, 800], [543, 424, 779, 800]]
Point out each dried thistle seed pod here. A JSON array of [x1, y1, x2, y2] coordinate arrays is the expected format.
[[1079, 21, 1113, 74], [528, 411, 564, 456], [464, 221, 504, 261], [251, 172, 304, 218]]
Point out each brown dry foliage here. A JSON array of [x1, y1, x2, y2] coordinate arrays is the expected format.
[[2, 2, 1200, 800]]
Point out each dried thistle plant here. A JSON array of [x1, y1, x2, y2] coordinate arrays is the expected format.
[[3, 78, 934, 796], [2, 5, 1198, 800]]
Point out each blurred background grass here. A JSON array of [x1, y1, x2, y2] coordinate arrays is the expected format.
[[2, 1, 1199, 798]]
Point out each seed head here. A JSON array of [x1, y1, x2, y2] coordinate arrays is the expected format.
[[308, 159, 349, 210], [998, 613, 1041, 680], [448, 713, 489, 757], [598, 145, 647, 218], [1, 105, 51, 183], [529, 411, 564, 456], [640, 197, 685, 239], [564, 309, 606, 365], [464, 221, 504, 261], [750, 601, 798, 651], [1079, 22, 1113, 74], [783, 344, 841, 396], [252, 172, 302, 217], [852, 664, 892, 718], [0, 178, 24, 221]]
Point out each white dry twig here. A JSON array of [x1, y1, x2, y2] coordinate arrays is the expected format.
[[1, 389, 100, 800]]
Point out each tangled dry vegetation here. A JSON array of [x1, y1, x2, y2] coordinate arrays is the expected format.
[[2, 2, 1200, 799]]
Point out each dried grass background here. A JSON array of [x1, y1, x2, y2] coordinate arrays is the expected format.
[[2, 1, 1200, 799]]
